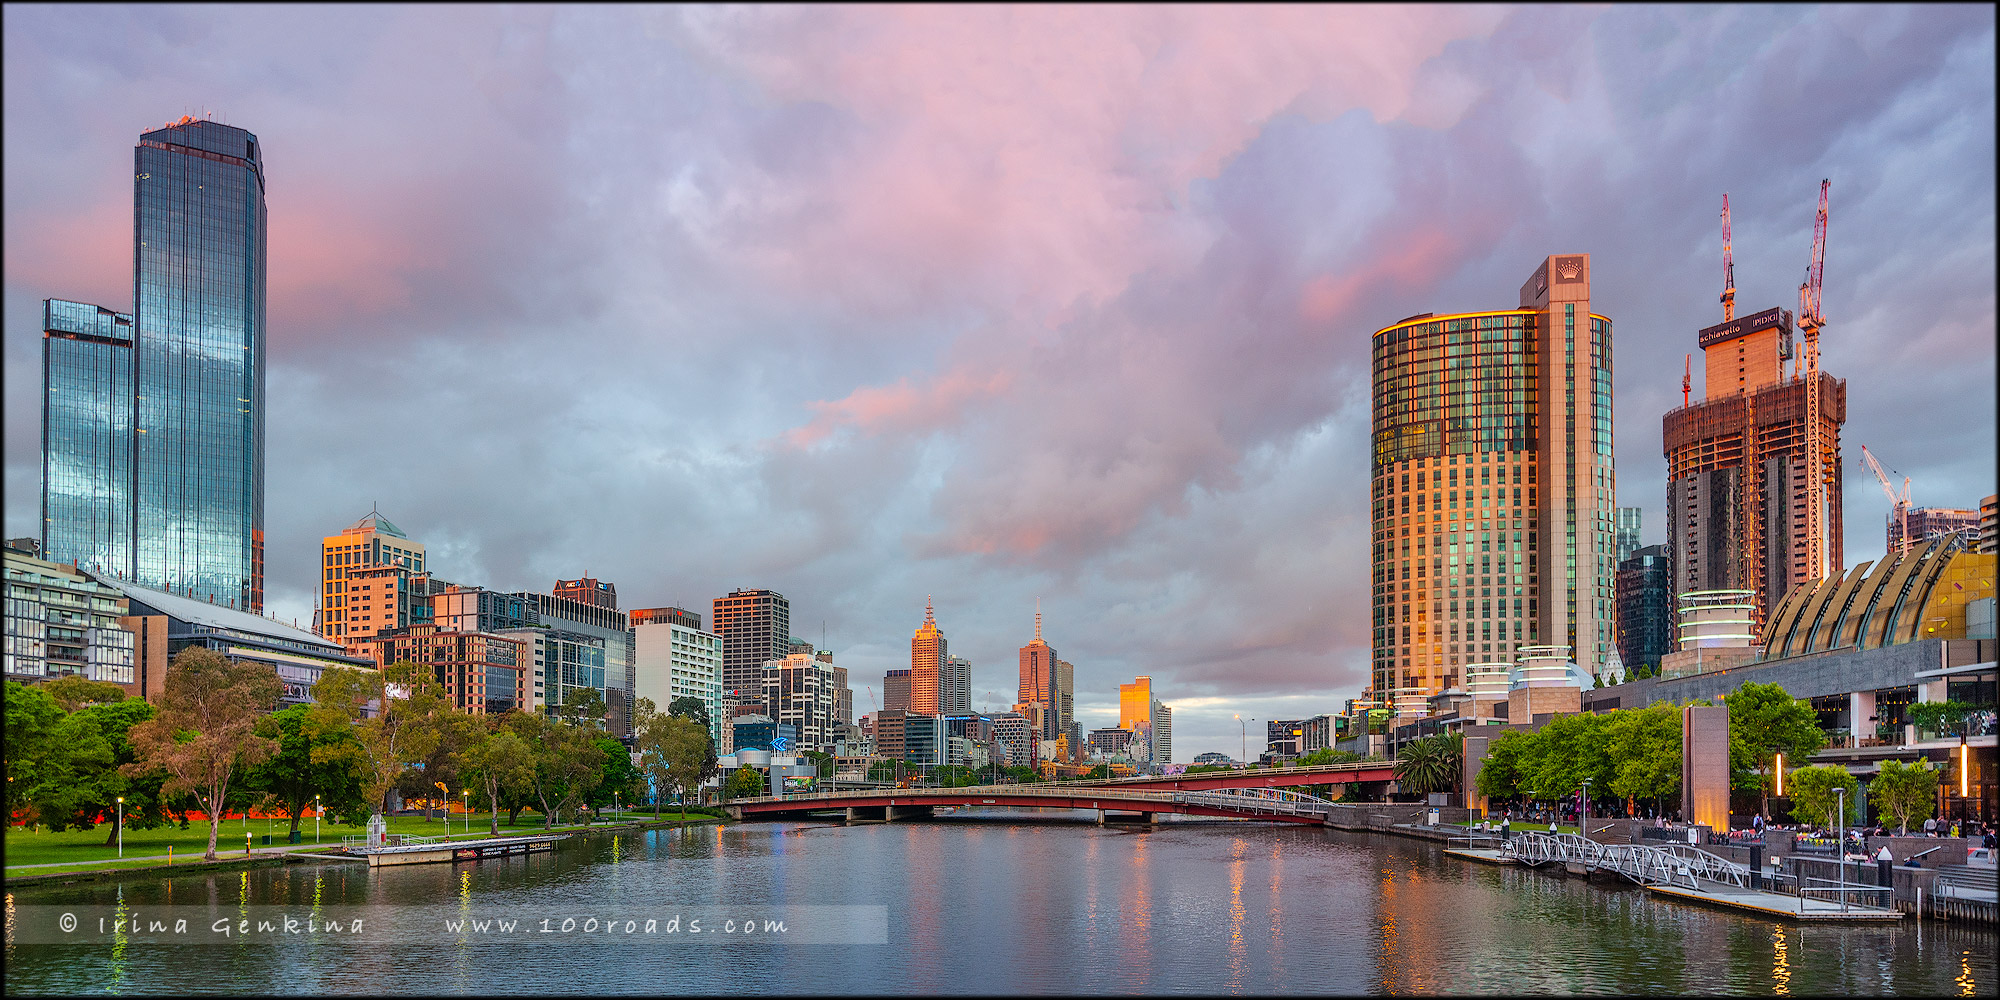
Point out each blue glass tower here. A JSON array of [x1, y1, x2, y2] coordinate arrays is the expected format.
[[41, 116, 267, 611]]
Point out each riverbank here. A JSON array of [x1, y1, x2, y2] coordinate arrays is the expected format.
[[3, 812, 722, 886]]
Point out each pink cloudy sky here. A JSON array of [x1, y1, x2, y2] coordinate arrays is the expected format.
[[4, 5, 1994, 760]]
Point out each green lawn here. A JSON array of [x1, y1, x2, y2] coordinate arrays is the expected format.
[[5, 809, 714, 872]]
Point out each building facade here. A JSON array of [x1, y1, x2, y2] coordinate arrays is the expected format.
[[43, 118, 268, 611], [1889, 506, 1981, 555], [909, 597, 947, 715], [4, 545, 135, 688], [1615, 507, 1643, 564], [352, 625, 528, 716], [1664, 306, 1845, 630], [882, 668, 911, 712], [941, 654, 972, 716], [1615, 544, 1673, 675], [1370, 254, 1618, 702], [761, 651, 842, 753], [554, 577, 617, 610], [631, 617, 723, 748], [712, 588, 790, 716], [494, 626, 608, 716], [318, 510, 433, 644], [1018, 607, 1059, 741]]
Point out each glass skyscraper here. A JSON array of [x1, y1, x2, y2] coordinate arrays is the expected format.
[[42, 117, 267, 611]]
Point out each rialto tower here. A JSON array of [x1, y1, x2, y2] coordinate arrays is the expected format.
[[1369, 255, 1619, 706]]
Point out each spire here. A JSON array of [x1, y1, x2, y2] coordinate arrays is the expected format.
[[1034, 598, 1042, 641], [925, 594, 935, 626]]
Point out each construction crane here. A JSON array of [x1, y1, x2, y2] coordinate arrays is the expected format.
[[1682, 353, 1692, 408], [1861, 445, 1912, 556], [1721, 193, 1737, 321], [1797, 179, 1831, 580]]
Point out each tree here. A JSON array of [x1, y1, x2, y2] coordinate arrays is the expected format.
[[41, 676, 129, 712], [1474, 731, 1528, 802], [588, 735, 643, 815], [727, 765, 767, 799], [1603, 703, 1682, 816], [1786, 764, 1860, 831], [124, 648, 282, 860], [666, 696, 720, 785], [461, 726, 536, 836], [555, 686, 609, 730], [1393, 733, 1463, 797], [242, 704, 367, 839], [505, 712, 604, 827], [1295, 748, 1363, 767], [638, 715, 710, 813], [1723, 682, 1827, 815], [310, 661, 451, 821], [868, 759, 903, 783], [1909, 700, 1986, 737], [399, 709, 486, 823], [1082, 764, 1113, 781], [7, 686, 166, 843], [1868, 759, 1939, 835], [802, 750, 834, 778]]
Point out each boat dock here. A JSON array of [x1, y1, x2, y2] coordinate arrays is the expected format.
[[1445, 832, 1901, 923], [345, 833, 569, 868]]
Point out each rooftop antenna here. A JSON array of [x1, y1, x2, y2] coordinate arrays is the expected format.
[[924, 594, 935, 625]]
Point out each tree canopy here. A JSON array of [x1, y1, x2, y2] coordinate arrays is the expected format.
[[125, 647, 282, 859]]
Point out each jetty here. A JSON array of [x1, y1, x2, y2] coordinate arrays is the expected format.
[[343, 832, 568, 868]]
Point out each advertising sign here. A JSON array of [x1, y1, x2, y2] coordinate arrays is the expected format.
[[1696, 306, 1789, 349]]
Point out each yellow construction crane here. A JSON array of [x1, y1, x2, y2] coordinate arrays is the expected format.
[[1797, 180, 1831, 580], [1861, 445, 1912, 556], [1721, 193, 1737, 322]]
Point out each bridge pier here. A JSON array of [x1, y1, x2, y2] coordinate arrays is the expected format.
[[1097, 810, 1154, 826], [884, 804, 932, 823], [844, 806, 889, 823]]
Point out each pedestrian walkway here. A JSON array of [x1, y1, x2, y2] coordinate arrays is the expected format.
[[5, 841, 341, 871]]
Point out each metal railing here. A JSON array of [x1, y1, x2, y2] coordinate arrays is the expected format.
[[1171, 788, 1339, 817], [1798, 876, 1894, 913], [1501, 830, 1750, 891]]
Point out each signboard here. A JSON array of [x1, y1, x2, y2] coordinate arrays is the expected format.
[[1697, 307, 1790, 349]]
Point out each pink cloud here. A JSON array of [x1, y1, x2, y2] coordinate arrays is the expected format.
[[786, 366, 1014, 448]]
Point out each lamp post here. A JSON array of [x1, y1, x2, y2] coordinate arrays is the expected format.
[[1836, 785, 1848, 913], [116, 796, 124, 858], [1580, 779, 1591, 836], [1235, 714, 1245, 765], [463, 789, 470, 837], [315, 794, 321, 845]]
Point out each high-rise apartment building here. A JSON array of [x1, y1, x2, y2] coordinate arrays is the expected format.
[[761, 651, 844, 753], [630, 615, 723, 748], [1982, 495, 1998, 555], [1150, 704, 1171, 766], [554, 577, 617, 610], [712, 588, 791, 713], [1017, 605, 1058, 740], [941, 655, 972, 716], [1615, 544, 1672, 675], [1889, 507, 1981, 556], [1055, 659, 1075, 738], [318, 510, 433, 644], [1116, 675, 1172, 767], [1664, 306, 1844, 629], [42, 118, 268, 611], [350, 625, 527, 716], [3, 544, 136, 688], [909, 596, 947, 714], [1370, 255, 1619, 701]]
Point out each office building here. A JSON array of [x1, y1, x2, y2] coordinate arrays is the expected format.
[[351, 625, 528, 716], [732, 715, 795, 753], [1150, 704, 1171, 766], [991, 711, 1033, 768], [1889, 506, 1981, 556], [910, 596, 947, 714], [42, 118, 268, 611], [631, 613, 722, 747], [1018, 605, 1058, 740], [318, 510, 435, 644], [1615, 507, 1643, 564], [1664, 307, 1845, 629], [1267, 719, 1305, 759], [1086, 727, 1135, 757], [713, 588, 790, 715], [1981, 495, 1997, 555], [117, 577, 372, 706], [883, 668, 911, 712], [3, 544, 135, 689], [1615, 544, 1672, 676], [554, 577, 617, 610], [1055, 658, 1075, 740], [761, 651, 843, 753], [429, 584, 633, 736], [495, 626, 607, 715], [1370, 255, 1620, 702], [941, 655, 972, 716]]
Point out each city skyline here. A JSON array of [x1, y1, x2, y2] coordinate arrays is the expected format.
[[4, 6, 1995, 760]]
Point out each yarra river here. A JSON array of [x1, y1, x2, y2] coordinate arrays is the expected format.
[[5, 811, 1994, 995]]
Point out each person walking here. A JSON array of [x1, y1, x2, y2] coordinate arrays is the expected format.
[[1950, 821, 1960, 839], [1924, 816, 1937, 837]]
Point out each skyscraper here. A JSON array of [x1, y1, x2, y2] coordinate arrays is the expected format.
[[941, 654, 972, 716], [43, 117, 267, 610], [1017, 603, 1058, 741], [882, 668, 911, 712], [1370, 255, 1619, 703], [909, 596, 947, 714], [1664, 306, 1844, 628], [1615, 507, 1643, 564], [1615, 544, 1672, 676], [712, 588, 790, 713], [318, 509, 432, 644]]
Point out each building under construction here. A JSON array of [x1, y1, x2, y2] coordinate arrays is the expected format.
[[1662, 187, 1845, 634]]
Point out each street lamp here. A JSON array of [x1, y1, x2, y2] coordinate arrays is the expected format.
[[1580, 779, 1591, 835], [1835, 785, 1848, 913], [1235, 714, 1245, 765], [116, 796, 124, 858], [463, 789, 470, 837], [315, 794, 321, 845]]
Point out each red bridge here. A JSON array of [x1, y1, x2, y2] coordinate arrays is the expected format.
[[1072, 760, 1397, 792], [726, 784, 1355, 824]]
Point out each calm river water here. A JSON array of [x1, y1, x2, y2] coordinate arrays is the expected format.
[[5, 810, 1993, 995]]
